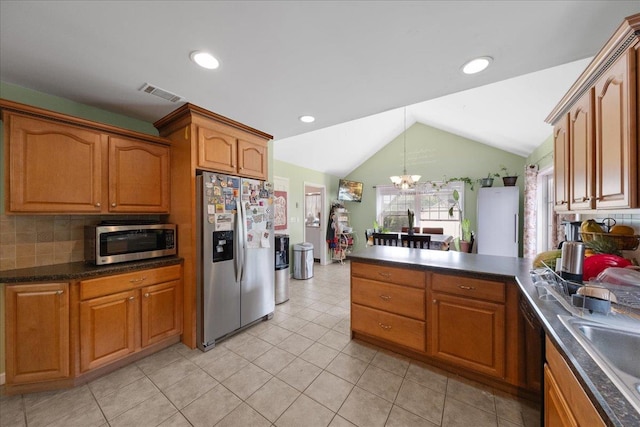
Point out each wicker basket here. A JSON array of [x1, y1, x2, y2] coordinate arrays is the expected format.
[[579, 232, 640, 251]]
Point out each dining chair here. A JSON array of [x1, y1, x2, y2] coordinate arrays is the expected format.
[[401, 227, 420, 233], [401, 234, 431, 249], [372, 233, 400, 246], [422, 227, 444, 234]]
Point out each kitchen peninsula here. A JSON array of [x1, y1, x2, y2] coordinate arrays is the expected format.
[[348, 246, 639, 426]]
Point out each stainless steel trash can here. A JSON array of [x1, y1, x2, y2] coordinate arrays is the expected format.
[[293, 242, 314, 279], [275, 234, 290, 304]]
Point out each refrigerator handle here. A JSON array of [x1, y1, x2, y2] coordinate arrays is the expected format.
[[514, 214, 519, 243], [236, 196, 244, 282]]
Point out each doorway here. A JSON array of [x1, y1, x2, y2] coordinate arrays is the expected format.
[[304, 182, 327, 265]]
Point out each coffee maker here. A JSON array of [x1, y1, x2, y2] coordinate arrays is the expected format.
[[563, 221, 583, 242]]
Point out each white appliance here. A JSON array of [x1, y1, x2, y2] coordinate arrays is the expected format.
[[196, 171, 275, 351], [476, 186, 519, 257]]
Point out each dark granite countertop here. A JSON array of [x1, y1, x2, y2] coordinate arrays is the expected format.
[[349, 246, 639, 427], [0, 256, 183, 284]]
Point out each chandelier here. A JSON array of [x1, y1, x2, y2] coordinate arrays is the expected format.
[[390, 107, 421, 190]]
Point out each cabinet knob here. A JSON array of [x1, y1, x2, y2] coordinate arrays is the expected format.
[[111, 203, 117, 207], [433, 299, 437, 304], [144, 293, 150, 298], [56, 290, 64, 295], [128, 296, 134, 301], [95, 202, 101, 207]]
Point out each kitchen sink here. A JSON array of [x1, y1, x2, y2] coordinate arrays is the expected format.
[[558, 315, 640, 414]]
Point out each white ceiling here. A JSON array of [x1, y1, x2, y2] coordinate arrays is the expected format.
[[1, 1, 638, 177]]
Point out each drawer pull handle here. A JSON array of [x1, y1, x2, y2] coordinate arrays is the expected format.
[[56, 290, 64, 295], [379, 294, 391, 301], [378, 322, 392, 330], [128, 296, 134, 301], [129, 277, 147, 283], [144, 293, 150, 298], [378, 272, 391, 278], [458, 285, 475, 291]]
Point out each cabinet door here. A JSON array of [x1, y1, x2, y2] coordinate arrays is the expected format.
[[569, 92, 595, 210], [429, 292, 505, 378], [80, 290, 136, 372], [594, 49, 637, 208], [197, 125, 237, 173], [237, 137, 268, 179], [5, 283, 70, 384], [108, 137, 170, 213], [140, 279, 182, 347], [544, 365, 578, 427], [553, 117, 570, 211], [6, 114, 103, 212]]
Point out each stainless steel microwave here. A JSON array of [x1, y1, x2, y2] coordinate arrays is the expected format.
[[85, 223, 176, 265]]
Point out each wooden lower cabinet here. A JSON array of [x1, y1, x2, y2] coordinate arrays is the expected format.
[[351, 304, 425, 351], [141, 279, 183, 347], [544, 337, 605, 427], [5, 283, 70, 385], [80, 290, 137, 372]]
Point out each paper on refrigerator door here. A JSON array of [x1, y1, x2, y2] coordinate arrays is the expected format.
[[214, 213, 233, 231]]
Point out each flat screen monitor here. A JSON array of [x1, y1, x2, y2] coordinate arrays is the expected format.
[[337, 179, 363, 202]]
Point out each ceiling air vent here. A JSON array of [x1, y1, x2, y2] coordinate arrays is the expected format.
[[139, 83, 183, 103]]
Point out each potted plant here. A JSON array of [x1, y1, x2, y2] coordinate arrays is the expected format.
[[458, 219, 473, 253], [477, 172, 500, 188], [500, 165, 518, 186]]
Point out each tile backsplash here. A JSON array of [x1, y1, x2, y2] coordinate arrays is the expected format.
[[580, 213, 640, 263], [0, 214, 164, 271]]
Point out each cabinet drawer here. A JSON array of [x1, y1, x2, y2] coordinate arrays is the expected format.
[[352, 277, 425, 320], [431, 273, 505, 303], [351, 262, 425, 288], [351, 303, 425, 352], [80, 265, 181, 300]]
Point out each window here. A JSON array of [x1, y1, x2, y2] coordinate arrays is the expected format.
[[376, 182, 464, 238], [536, 167, 556, 252]]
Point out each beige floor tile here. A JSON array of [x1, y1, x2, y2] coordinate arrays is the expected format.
[[109, 392, 177, 427], [312, 312, 342, 329], [157, 412, 193, 426], [222, 363, 273, 400], [405, 360, 448, 393], [136, 347, 183, 374], [442, 396, 499, 427], [276, 302, 305, 315], [341, 340, 378, 363], [326, 353, 368, 384], [300, 342, 340, 368], [304, 371, 354, 412], [446, 376, 496, 414], [42, 399, 106, 427], [221, 330, 255, 352], [163, 370, 218, 409], [187, 345, 232, 368], [201, 349, 250, 382], [95, 377, 160, 421], [294, 307, 324, 321], [278, 315, 310, 333], [494, 391, 527, 425], [327, 305, 350, 319], [26, 385, 96, 427], [258, 324, 293, 345], [253, 346, 297, 375], [232, 336, 274, 361], [246, 377, 301, 423], [147, 357, 201, 390], [332, 318, 351, 334], [181, 383, 242, 427], [276, 357, 323, 391], [395, 379, 446, 425], [0, 394, 26, 427], [270, 310, 292, 324], [88, 363, 146, 399], [246, 318, 275, 336], [499, 418, 525, 427], [308, 301, 334, 313], [278, 332, 315, 355], [216, 402, 271, 426], [297, 321, 331, 340], [328, 415, 357, 426], [275, 394, 335, 427], [338, 386, 393, 427], [356, 364, 403, 402], [386, 404, 439, 427], [317, 329, 352, 351], [370, 349, 410, 377]]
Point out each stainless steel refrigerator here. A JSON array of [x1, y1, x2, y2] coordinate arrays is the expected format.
[[476, 186, 519, 257], [196, 171, 275, 351]]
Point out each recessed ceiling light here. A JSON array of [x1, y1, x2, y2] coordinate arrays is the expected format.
[[299, 115, 315, 123], [190, 51, 220, 69], [461, 56, 492, 74]]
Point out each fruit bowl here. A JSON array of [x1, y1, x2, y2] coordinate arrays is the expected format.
[[580, 232, 640, 251]]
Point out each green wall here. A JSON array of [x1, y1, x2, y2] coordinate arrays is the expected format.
[[526, 134, 554, 170], [344, 123, 527, 252]]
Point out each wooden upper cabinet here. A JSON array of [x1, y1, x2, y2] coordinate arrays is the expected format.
[[569, 91, 595, 210], [594, 49, 637, 209], [197, 124, 238, 173], [238, 137, 268, 179], [1, 99, 171, 214], [553, 117, 570, 211], [108, 137, 170, 213], [6, 114, 104, 212], [5, 283, 70, 385]]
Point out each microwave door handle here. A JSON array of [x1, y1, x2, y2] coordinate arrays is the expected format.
[[236, 197, 244, 283]]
